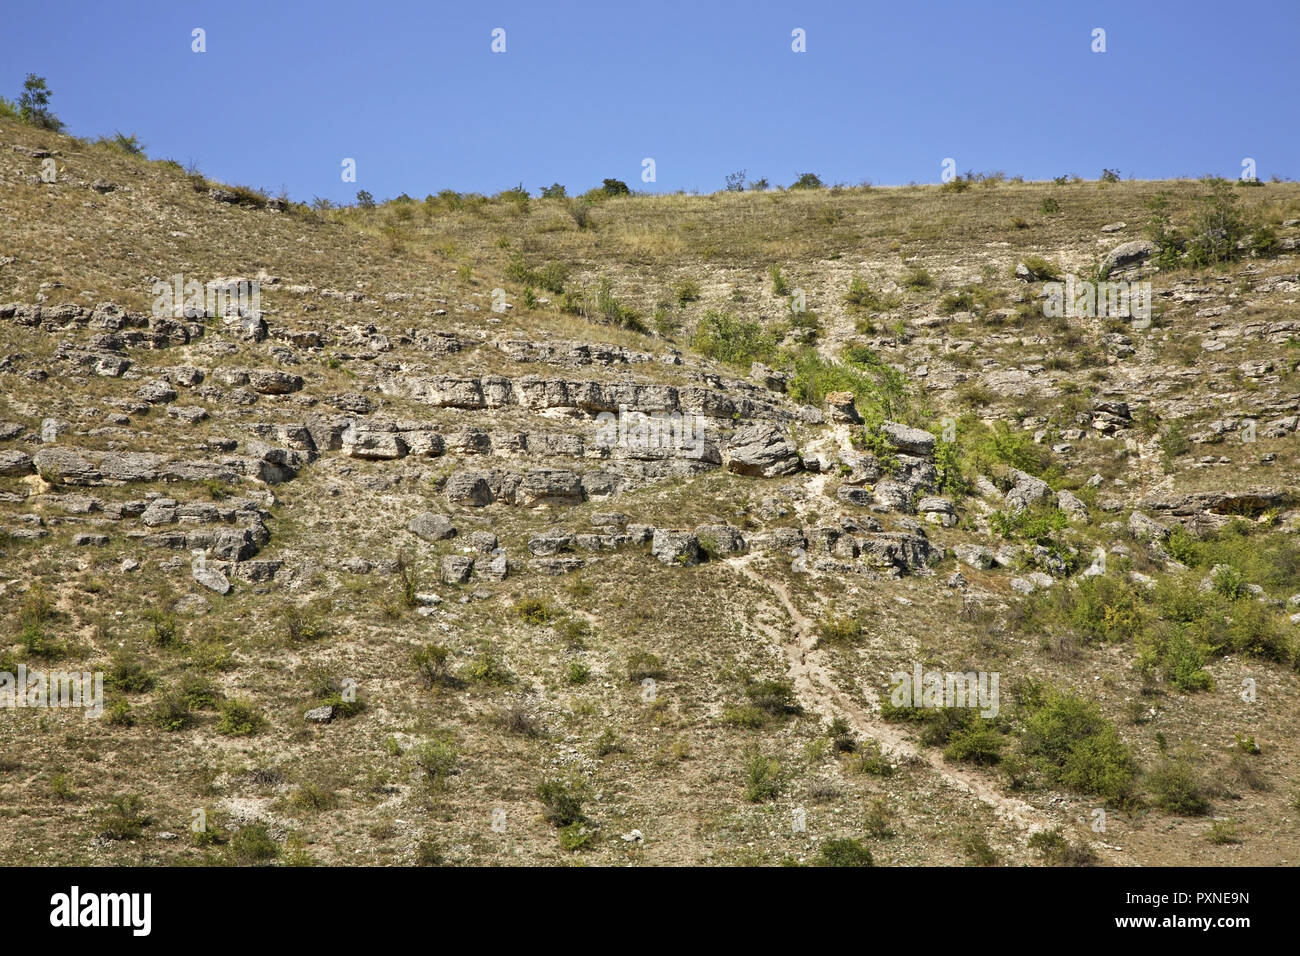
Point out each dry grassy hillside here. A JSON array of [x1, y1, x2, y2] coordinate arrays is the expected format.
[[2, 115, 1299, 866]]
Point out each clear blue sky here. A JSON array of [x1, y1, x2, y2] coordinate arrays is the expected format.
[[6, 0, 1297, 202]]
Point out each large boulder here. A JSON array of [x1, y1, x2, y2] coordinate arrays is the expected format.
[[1100, 239, 1157, 277], [0, 450, 34, 477], [517, 469, 584, 506], [33, 447, 100, 484], [695, 524, 746, 555], [857, 533, 934, 572], [249, 369, 304, 394], [440, 555, 474, 584], [343, 427, 407, 460], [1004, 469, 1053, 512], [1057, 489, 1090, 522], [137, 379, 177, 404], [99, 451, 165, 482], [193, 567, 232, 595], [408, 512, 457, 542], [445, 472, 494, 507], [528, 531, 574, 556], [724, 423, 801, 478], [881, 421, 935, 458], [652, 529, 702, 566], [1128, 511, 1169, 540], [824, 391, 861, 424]]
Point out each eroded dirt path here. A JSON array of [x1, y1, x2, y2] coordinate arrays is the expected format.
[[731, 553, 1060, 840]]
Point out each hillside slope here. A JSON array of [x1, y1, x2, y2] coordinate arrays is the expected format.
[[2, 118, 1299, 866]]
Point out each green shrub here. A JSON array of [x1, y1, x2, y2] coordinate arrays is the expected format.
[[565, 661, 591, 685], [540, 183, 566, 199], [844, 274, 892, 311], [100, 794, 149, 840], [938, 284, 998, 316], [1147, 758, 1211, 815], [934, 439, 970, 497], [690, 309, 776, 367], [150, 690, 194, 732], [1067, 574, 1144, 644], [412, 643, 455, 687], [464, 650, 514, 685], [18, 623, 63, 660], [216, 698, 267, 737], [943, 725, 1005, 765], [515, 597, 560, 625], [816, 613, 863, 645], [228, 824, 279, 864], [99, 132, 146, 156], [1206, 821, 1242, 845], [593, 278, 644, 331], [790, 172, 824, 190], [537, 776, 587, 826], [600, 178, 630, 196], [964, 420, 1054, 478], [769, 265, 789, 296], [787, 347, 908, 419], [415, 839, 444, 864], [290, 782, 338, 812], [742, 748, 782, 802], [742, 678, 802, 718], [1028, 827, 1096, 865], [104, 700, 135, 727], [901, 268, 934, 290], [721, 704, 769, 729], [674, 279, 701, 305], [989, 505, 1068, 546], [558, 821, 597, 851], [505, 256, 566, 294], [1019, 687, 1138, 804], [178, 673, 223, 710], [413, 737, 458, 786], [813, 837, 873, 866], [143, 608, 179, 648], [1211, 564, 1247, 600], [1144, 179, 1260, 272], [283, 606, 330, 642], [854, 739, 895, 776], [567, 199, 593, 229], [962, 831, 998, 865], [1022, 255, 1061, 280]]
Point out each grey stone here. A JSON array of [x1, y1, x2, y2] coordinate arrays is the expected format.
[[0, 450, 34, 477], [1100, 239, 1157, 276], [1128, 511, 1169, 540], [193, 567, 232, 594], [881, 421, 935, 457], [1057, 489, 1090, 521], [445, 472, 493, 507], [440, 554, 474, 584], [724, 423, 801, 478], [248, 369, 304, 394], [1005, 469, 1053, 511], [305, 705, 335, 723], [652, 529, 702, 566], [408, 512, 457, 542]]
